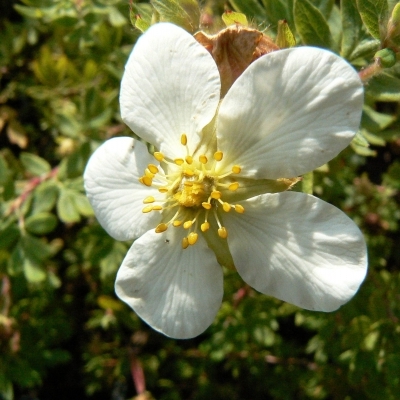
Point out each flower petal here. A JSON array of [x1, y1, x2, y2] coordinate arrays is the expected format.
[[217, 47, 363, 179], [120, 23, 221, 159], [223, 192, 367, 311], [84, 137, 161, 241], [115, 227, 223, 339]]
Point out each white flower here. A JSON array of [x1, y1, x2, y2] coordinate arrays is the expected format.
[[84, 23, 367, 339]]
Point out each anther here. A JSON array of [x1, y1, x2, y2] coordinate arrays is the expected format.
[[181, 134, 187, 146], [228, 182, 239, 191], [174, 158, 184, 165], [184, 169, 194, 176], [232, 165, 241, 174], [201, 221, 210, 232], [185, 155, 193, 164], [199, 155, 208, 164], [214, 151, 223, 161], [202, 202, 212, 210], [211, 191, 221, 199], [143, 196, 155, 204], [173, 220, 182, 227], [152, 205, 163, 211], [148, 164, 159, 174], [222, 202, 231, 212], [183, 221, 193, 229], [182, 237, 189, 249], [158, 187, 169, 193], [235, 204, 245, 213], [139, 176, 152, 186], [184, 181, 194, 187], [142, 205, 153, 213], [218, 227, 228, 239], [155, 223, 168, 233], [188, 232, 198, 245], [154, 152, 164, 161], [144, 169, 155, 178]]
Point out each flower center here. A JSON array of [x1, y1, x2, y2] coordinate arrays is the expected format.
[[138, 134, 244, 249]]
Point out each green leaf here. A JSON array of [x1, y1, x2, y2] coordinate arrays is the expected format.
[[25, 212, 58, 235], [31, 180, 59, 214], [130, 3, 153, 32], [294, 0, 332, 47], [151, 0, 200, 32], [57, 188, 81, 223], [108, 6, 126, 27], [356, 0, 388, 39], [352, 130, 371, 147], [73, 193, 94, 217], [23, 257, 47, 283], [261, 0, 290, 26], [349, 38, 380, 61], [341, 0, 363, 57], [362, 105, 396, 131], [20, 152, 51, 176], [276, 20, 296, 47], [222, 11, 248, 26], [367, 71, 400, 100]]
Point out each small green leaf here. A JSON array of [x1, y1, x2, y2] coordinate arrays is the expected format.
[[108, 6, 126, 27], [294, 0, 332, 47], [349, 38, 380, 60], [341, 0, 363, 57], [20, 152, 51, 176], [23, 257, 47, 283], [362, 104, 396, 131], [367, 71, 400, 101], [276, 20, 296, 47], [130, 3, 154, 32], [151, 0, 200, 32], [222, 11, 248, 26], [356, 0, 388, 39], [57, 188, 81, 223], [31, 180, 59, 214], [25, 212, 58, 235], [352, 130, 371, 147], [73, 193, 94, 217]]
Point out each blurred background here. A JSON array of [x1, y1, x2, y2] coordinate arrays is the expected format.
[[1, 0, 399, 399]]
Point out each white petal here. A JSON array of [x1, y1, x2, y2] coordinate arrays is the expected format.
[[84, 137, 161, 241], [120, 23, 221, 159], [115, 228, 223, 339], [223, 192, 367, 311], [217, 47, 363, 179]]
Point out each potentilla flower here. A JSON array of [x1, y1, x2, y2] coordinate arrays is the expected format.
[[84, 23, 367, 339]]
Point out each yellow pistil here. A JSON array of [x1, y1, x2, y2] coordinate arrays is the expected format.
[[138, 134, 246, 248]]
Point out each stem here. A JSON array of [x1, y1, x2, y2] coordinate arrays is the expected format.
[[358, 58, 383, 83]]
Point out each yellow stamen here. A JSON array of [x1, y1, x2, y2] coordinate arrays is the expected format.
[[188, 232, 198, 245], [214, 151, 223, 161], [183, 221, 193, 229], [201, 221, 210, 232], [228, 182, 239, 191], [140, 176, 152, 186], [152, 205, 163, 211], [182, 237, 189, 249], [235, 204, 245, 213], [202, 202, 212, 210], [158, 187, 169, 193], [181, 134, 187, 146], [148, 164, 159, 174], [232, 165, 241, 174], [144, 169, 155, 178], [185, 155, 193, 164], [142, 205, 153, 213], [218, 227, 228, 239], [143, 196, 155, 204], [174, 158, 184, 165], [184, 169, 194, 176], [222, 202, 231, 212], [199, 155, 208, 164], [155, 223, 168, 233], [154, 152, 164, 161], [173, 220, 182, 227], [211, 191, 221, 199], [184, 181, 194, 187]]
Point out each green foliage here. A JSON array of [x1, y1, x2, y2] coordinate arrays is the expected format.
[[1, 0, 400, 399]]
